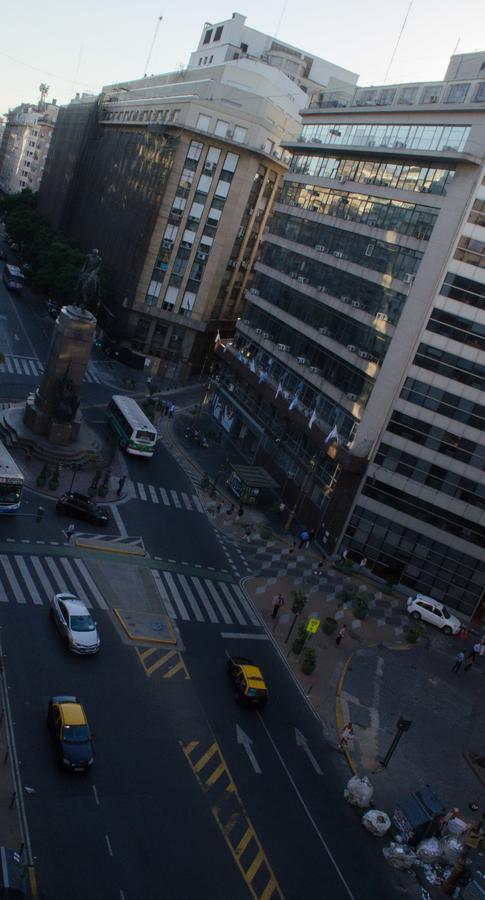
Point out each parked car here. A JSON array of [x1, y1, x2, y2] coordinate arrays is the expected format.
[[47, 696, 94, 772], [49, 593, 100, 654], [226, 656, 268, 707], [407, 594, 461, 635], [56, 491, 109, 525]]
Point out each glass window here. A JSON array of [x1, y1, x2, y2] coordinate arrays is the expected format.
[[233, 125, 247, 143], [162, 286, 178, 308], [164, 225, 178, 241], [197, 114, 211, 132], [446, 83, 470, 103], [222, 152, 239, 173], [203, 28, 212, 44], [206, 146, 221, 164], [182, 230, 196, 245], [147, 280, 162, 299], [197, 174, 212, 194], [215, 119, 229, 137], [215, 180, 230, 199], [189, 202, 204, 220], [187, 141, 203, 161]]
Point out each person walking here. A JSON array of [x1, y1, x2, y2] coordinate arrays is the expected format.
[[299, 529, 310, 549], [66, 523, 75, 542], [244, 526, 252, 543], [168, 403, 176, 419], [336, 625, 347, 646], [226, 503, 235, 516], [164, 401, 170, 416], [464, 650, 475, 672], [117, 475, 126, 496], [271, 594, 285, 619], [340, 722, 355, 751], [359, 556, 368, 568], [451, 650, 465, 673], [237, 506, 244, 519]]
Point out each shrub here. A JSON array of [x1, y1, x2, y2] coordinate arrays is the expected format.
[[292, 623, 307, 655], [301, 647, 316, 675], [260, 525, 272, 541], [353, 592, 369, 620], [200, 474, 210, 491], [291, 589, 307, 615], [407, 623, 425, 644]]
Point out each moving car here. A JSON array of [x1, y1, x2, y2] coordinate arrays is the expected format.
[[47, 696, 94, 772], [56, 491, 109, 525], [49, 593, 100, 654], [226, 656, 268, 707], [407, 594, 461, 635]]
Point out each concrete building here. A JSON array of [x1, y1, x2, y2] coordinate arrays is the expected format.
[[213, 51, 485, 619], [0, 99, 58, 194], [38, 18, 357, 381]]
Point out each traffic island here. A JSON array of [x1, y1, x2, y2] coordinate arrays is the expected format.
[[114, 608, 176, 644]]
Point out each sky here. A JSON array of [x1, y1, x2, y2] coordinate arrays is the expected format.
[[1, 0, 485, 115]]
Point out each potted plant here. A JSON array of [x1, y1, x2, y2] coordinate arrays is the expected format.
[[291, 589, 307, 615], [36, 463, 49, 488], [292, 623, 307, 655], [407, 623, 425, 644], [353, 593, 369, 620], [260, 525, 272, 541], [200, 474, 210, 491], [48, 463, 60, 491], [301, 646, 316, 675], [323, 616, 338, 635]]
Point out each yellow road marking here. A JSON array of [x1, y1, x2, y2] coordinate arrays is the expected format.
[[193, 742, 219, 774], [140, 646, 159, 661], [28, 866, 38, 897], [146, 649, 178, 675], [260, 877, 278, 900], [164, 658, 188, 679], [246, 849, 264, 883], [205, 760, 226, 786], [234, 825, 253, 857]]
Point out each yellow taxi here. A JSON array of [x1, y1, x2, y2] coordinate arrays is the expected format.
[[226, 656, 268, 708], [47, 695, 94, 772]]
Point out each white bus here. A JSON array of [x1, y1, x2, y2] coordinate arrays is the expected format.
[[106, 395, 157, 457], [0, 440, 24, 511]]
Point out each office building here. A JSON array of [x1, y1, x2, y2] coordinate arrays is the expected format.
[[0, 97, 58, 194], [213, 51, 485, 618]]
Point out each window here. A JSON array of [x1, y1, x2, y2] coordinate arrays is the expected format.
[[214, 25, 223, 40], [182, 230, 196, 246], [173, 196, 186, 211], [164, 224, 179, 242], [147, 280, 162, 300], [214, 180, 230, 199], [222, 152, 239, 173], [180, 291, 196, 315], [215, 119, 229, 137], [162, 286, 178, 309], [207, 146, 221, 165], [207, 207, 222, 226], [454, 236, 485, 268], [203, 28, 212, 44], [197, 174, 212, 194], [233, 126, 247, 144], [467, 199, 485, 227], [189, 202, 204, 220], [187, 141, 203, 161], [446, 83, 470, 103], [197, 114, 211, 132]]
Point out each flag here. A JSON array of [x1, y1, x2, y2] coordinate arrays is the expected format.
[[214, 330, 221, 346], [249, 358, 256, 373], [308, 409, 317, 429], [325, 424, 338, 443], [258, 370, 268, 384], [236, 350, 243, 362], [275, 382, 282, 399], [289, 396, 298, 411]]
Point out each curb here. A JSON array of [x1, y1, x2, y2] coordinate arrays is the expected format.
[[335, 650, 358, 775], [74, 538, 146, 557]]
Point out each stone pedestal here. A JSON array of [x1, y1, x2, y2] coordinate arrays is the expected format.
[[23, 305, 96, 446]]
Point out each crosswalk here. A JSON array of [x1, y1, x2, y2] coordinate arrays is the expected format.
[[0, 356, 107, 384], [0, 553, 261, 628], [129, 481, 205, 513]]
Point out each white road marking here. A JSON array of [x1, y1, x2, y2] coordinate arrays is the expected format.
[[92, 785, 100, 806], [44, 557, 69, 593], [152, 570, 176, 619], [58, 558, 92, 608], [5, 358, 13, 373], [176, 574, 203, 622], [220, 632, 270, 640], [232, 585, 261, 627], [170, 490, 181, 509], [161, 571, 189, 620], [30, 556, 54, 599], [236, 724, 261, 774], [295, 728, 323, 775], [148, 485, 159, 504], [73, 560, 108, 610], [13, 358, 23, 374], [190, 577, 218, 623], [20, 359, 30, 374], [109, 503, 128, 538], [105, 834, 113, 857], [0, 555, 26, 602], [137, 482, 147, 501], [14, 556, 42, 605], [204, 581, 233, 625], [159, 487, 170, 506], [191, 494, 204, 513], [218, 582, 246, 626], [181, 492, 193, 510]]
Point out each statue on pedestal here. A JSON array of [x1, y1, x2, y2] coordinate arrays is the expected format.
[[77, 248, 102, 310], [53, 361, 80, 423]]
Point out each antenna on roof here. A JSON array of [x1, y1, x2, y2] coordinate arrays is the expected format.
[[274, 0, 288, 38], [382, 0, 414, 84], [143, 15, 163, 78]]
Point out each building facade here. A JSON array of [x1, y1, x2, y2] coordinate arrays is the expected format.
[[0, 100, 58, 194], [213, 51, 485, 619]]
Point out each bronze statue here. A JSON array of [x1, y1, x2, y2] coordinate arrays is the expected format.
[[53, 361, 80, 423], [77, 248, 102, 309]]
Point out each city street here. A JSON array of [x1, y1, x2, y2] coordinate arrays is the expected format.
[[0, 275, 408, 899]]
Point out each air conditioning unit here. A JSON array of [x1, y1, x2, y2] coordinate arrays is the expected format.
[[346, 393, 358, 401], [351, 301, 364, 309], [197, 251, 208, 261], [261, 332, 271, 339], [249, 288, 260, 295], [376, 312, 389, 322], [429, 95, 438, 103], [204, 162, 216, 173], [318, 327, 329, 336], [296, 356, 307, 365], [365, 244, 375, 256], [358, 350, 372, 360], [315, 244, 327, 252], [277, 343, 290, 352], [162, 240, 173, 249], [241, 319, 251, 325], [403, 273, 415, 284], [181, 241, 192, 250], [317, 285, 327, 292], [334, 251, 344, 258], [341, 296, 351, 304], [171, 209, 182, 218], [255, 328, 262, 334], [346, 344, 358, 353], [309, 366, 321, 374]]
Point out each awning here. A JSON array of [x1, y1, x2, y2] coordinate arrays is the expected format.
[[229, 464, 279, 489]]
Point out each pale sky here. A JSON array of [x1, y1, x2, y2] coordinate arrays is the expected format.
[[1, 0, 485, 115]]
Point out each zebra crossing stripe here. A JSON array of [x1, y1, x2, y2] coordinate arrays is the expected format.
[[176, 574, 204, 622], [218, 582, 246, 626], [29, 360, 41, 375], [232, 585, 261, 626], [58, 558, 93, 608], [181, 492, 193, 511], [190, 577, 218, 624], [137, 482, 147, 501], [20, 359, 30, 375], [204, 580, 233, 625], [5, 358, 13, 373], [161, 571, 189, 620], [159, 488, 170, 506], [73, 560, 108, 610], [170, 490, 182, 509], [13, 358, 23, 375], [31, 556, 55, 600], [148, 485, 159, 504], [191, 495, 204, 513], [14, 555, 42, 605], [45, 557, 69, 593], [0, 555, 26, 603], [152, 570, 176, 619]]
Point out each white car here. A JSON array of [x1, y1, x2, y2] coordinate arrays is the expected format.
[[49, 593, 100, 654], [407, 594, 461, 635]]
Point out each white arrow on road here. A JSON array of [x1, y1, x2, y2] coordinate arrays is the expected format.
[[236, 724, 261, 774], [295, 728, 323, 774]]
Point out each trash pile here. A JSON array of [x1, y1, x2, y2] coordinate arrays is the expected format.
[[343, 777, 478, 894]]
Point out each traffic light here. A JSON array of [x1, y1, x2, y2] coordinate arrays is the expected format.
[[36, 506, 45, 524]]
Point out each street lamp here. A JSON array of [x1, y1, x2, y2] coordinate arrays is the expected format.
[[69, 463, 82, 493], [379, 717, 412, 769], [284, 453, 318, 532]]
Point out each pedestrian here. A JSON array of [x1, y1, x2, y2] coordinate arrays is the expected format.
[[244, 526, 252, 543], [164, 402, 170, 416], [340, 722, 355, 751], [271, 594, 285, 619], [299, 529, 310, 549], [169, 403, 176, 418], [359, 556, 368, 568], [216, 503, 222, 515], [336, 625, 347, 646], [65, 523, 75, 542], [226, 503, 235, 516], [464, 651, 475, 672], [473, 641, 483, 661], [451, 650, 465, 673], [340, 548, 349, 562], [117, 475, 126, 496], [313, 561, 325, 576], [146, 375, 152, 388], [278, 502, 286, 517], [237, 506, 244, 519]]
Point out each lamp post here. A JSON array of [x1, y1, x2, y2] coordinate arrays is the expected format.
[[380, 717, 412, 768], [69, 463, 82, 493], [284, 453, 318, 532]]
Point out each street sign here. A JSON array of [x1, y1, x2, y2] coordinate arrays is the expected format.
[[306, 617, 320, 634]]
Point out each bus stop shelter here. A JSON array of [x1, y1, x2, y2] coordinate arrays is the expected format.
[[226, 464, 278, 505]]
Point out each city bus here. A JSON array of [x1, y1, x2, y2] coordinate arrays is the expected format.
[[106, 395, 157, 457], [3, 264, 25, 292], [0, 440, 24, 512]]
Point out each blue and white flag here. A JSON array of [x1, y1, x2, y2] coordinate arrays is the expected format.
[[249, 358, 256, 373], [275, 382, 282, 399], [288, 396, 299, 411], [258, 370, 268, 384], [325, 424, 338, 443], [308, 409, 317, 429]]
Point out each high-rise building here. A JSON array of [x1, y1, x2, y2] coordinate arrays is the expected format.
[[0, 98, 58, 194], [38, 18, 357, 381], [213, 51, 485, 620]]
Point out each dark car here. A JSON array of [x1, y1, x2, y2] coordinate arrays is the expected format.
[[56, 491, 109, 525], [226, 655, 268, 708], [47, 696, 94, 772]]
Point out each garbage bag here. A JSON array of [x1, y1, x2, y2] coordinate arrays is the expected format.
[[416, 837, 442, 863], [344, 775, 374, 808], [362, 810, 391, 837], [441, 834, 463, 865], [444, 816, 468, 837], [382, 841, 416, 870]]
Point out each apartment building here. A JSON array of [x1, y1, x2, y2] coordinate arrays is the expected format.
[[38, 19, 357, 381], [213, 51, 485, 619], [0, 100, 58, 194]]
